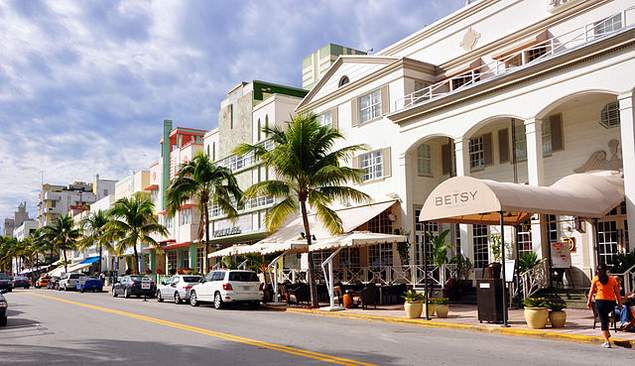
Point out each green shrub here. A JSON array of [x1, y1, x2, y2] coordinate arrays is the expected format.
[[402, 290, 424, 303], [523, 296, 547, 308], [430, 297, 449, 305], [518, 251, 540, 273]]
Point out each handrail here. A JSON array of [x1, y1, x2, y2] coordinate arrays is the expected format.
[[393, 6, 635, 113]]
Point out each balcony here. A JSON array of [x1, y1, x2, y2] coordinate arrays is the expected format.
[[392, 6, 635, 115]]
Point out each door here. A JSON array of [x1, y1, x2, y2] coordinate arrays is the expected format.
[[597, 203, 629, 267], [198, 272, 216, 301]]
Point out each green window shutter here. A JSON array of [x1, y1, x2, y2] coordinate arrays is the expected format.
[[351, 98, 359, 127], [498, 128, 509, 163], [381, 85, 390, 115], [550, 114, 564, 151], [383, 148, 392, 178]]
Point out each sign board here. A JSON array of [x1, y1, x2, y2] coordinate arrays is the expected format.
[[141, 277, 152, 290], [550, 241, 572, 269]]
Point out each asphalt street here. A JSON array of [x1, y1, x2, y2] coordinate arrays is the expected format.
[[0, 288, 633, 365]]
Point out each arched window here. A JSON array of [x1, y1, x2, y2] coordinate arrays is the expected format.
[[600, 101, 620, 128], [338, 76, 350, 87]]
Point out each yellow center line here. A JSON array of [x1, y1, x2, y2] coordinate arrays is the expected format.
[[25, 292, 376, 366]]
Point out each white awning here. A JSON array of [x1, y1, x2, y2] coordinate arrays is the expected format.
[[260, 242, 308, 255], [65, 261, 92, 274], [48, 266, 66, 277], [309, 231, 408, 252], [419, 172, 624, 225], [207, 245, 249, 258]]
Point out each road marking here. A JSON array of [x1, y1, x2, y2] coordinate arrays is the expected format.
[[26, 292, 376, 366]]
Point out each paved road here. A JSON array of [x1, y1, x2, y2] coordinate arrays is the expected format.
[[0, 289, 633, 365]]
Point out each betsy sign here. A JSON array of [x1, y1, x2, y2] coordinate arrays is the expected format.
[[434, 190, 479, 207]]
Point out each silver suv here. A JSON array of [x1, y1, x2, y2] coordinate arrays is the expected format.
[[156, 275, 202, 304]]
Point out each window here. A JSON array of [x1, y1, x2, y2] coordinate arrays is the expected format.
[[546, 215, 559, 244], [181, 250, 189, 269], [594, 14, 622, 38], [339, 248, 360, 269], [517, 223, 533, 255], [228, 272, 259, 282], [417, 144, 432, 176], [472, 224, 489, 268], [369, 243, 393, 269], [166, 217, 173, 231], [600, 102, 620, 129], [542, 119, 552, 155], [454, 224, 462, 256], [211, 271, 225, 281], [597, 220, 619, 266], [514, 123, 527, 161], [317, 111, 332, 127], [451, 70, 479, 90], [469, 136, 485, 169], [338, 76, 350, 87], [367, 210, 393, 234], [525, 45, 547, 63], [358, 89, 382, 123], [167, 251, 177, 273], [415, 210, 438, 266], [311, 250, 332, 271], [180, 209, 192, 225], [197, 247, 204, 274], [359, 150, 383, 181]]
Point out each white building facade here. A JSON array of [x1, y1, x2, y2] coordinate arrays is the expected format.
[[295, 0, 635, 287]]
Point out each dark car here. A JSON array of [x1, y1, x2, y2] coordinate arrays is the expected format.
[[0, 273, 12, 293], [77, 276, 103, 293], [112, 275, 156, 298], [0, 291, 7, 326], [47, 276, 60, 290], [12, 275, 31, 289]]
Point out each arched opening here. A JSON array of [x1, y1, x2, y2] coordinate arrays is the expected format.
[[338, 76, 350, 87]]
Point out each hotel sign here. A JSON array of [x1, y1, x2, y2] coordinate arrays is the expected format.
[[434, 190, 478, 207], [213, 226, 241, 238]]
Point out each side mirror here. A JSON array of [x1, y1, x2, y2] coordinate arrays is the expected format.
[[199, 278, 206, 283]]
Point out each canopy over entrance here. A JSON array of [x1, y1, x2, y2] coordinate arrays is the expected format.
[[419, 172, 624, 225], [207, 245, 249, 258], [309, 231, 408, 252]]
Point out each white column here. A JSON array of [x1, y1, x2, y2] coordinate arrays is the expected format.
[[397, 151, 416, 264], [525, 118, 545, 258], [454, 139, 472, 258], [619, 92, 635, 250]]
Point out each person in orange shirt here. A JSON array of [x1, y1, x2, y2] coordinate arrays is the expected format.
[[587, 264, 623, 348]]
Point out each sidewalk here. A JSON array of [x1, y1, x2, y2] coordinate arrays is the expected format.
[[270, 304, 635, 348]]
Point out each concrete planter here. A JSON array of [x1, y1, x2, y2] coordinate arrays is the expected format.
[[423, 303, 436, 318], [435, 304, 449, 318], [524, 307, 549, 329], [549, 310, 567, 328], [404, 302, 423, 319]]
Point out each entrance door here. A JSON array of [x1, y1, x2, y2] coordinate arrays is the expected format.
[[597, 202, 629, 267]]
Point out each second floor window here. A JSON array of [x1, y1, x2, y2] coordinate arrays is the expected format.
[[358, 89, 382, 123], [180, 209, 191, 225], [317, 111, 332, 127], [360, 150, 384, 181], [417, 144, 432, 176], [600, 101, 620, 129], [469, 136, 485, 169]]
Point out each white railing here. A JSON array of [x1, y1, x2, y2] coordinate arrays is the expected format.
[[611, 263, 635, 294], [394, 6, 635, 112], [274, 264, 456, 287], [520, 259, 549, 299]]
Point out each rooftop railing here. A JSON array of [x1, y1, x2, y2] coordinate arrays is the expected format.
[[393, 6, 635, 113]]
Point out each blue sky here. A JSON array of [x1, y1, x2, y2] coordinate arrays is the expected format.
[[0, 0, 464, 230]]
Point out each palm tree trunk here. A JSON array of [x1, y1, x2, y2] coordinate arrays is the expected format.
[[300, 199, 319, 308], [63, 249, 68, 274], [99, 243, 103, 274], [133, 243, 140, 274], [204, 202, 210, 274]]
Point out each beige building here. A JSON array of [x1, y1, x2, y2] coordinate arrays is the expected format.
[[302, 44, 366, 90]]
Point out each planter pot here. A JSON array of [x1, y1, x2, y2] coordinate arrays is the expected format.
[[524, 307, 549, 329], [422, 303, 436, 318], [549, 310, 567, 328], [435, 304, 449, 318], [404, 302, 423, 319]]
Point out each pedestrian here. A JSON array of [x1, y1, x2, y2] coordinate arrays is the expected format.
[[587, 264, 623, 348]]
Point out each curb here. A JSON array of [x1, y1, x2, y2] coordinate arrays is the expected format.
[[268, 306, 634, 348]]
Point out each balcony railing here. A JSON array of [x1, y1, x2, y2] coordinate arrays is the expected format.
[[394, 6, 635, 113], [215, 139, 274, 173]]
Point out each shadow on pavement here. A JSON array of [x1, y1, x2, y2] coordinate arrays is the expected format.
[[0, 339, 399, 365]]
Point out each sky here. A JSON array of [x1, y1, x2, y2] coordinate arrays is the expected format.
[[0, 0, 465, 231]]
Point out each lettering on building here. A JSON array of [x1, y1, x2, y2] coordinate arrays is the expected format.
[[213, 226, 242, 238], [434, 190, 478, 207]]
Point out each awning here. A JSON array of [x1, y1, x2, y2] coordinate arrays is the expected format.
[[260, 242, 308, 255], [143, 184, 159, 191], [309, 231, 408, 252], [442, 58, 483, 79], [162, 241, 191, 251], [207, 245, 249, 258], [65, 261, 93, 274], [48, 265, 66, 277], [81, 256, 100, 265], [419, 172, 624, 225], [492, 30, 550, 60]]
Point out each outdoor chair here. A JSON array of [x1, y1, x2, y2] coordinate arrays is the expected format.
[[286, 284, 310, 305], [360, 285, 379, 310]]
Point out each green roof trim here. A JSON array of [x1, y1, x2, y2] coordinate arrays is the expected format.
[[252, 80, 308, 102]]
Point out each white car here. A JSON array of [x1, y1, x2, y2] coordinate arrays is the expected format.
[[58, 273, 81, 291], [156, 275, 202, 304], [189, 270, 262, 309]]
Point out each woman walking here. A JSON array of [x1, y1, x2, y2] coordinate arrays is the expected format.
[[587, 264, 623, 348]]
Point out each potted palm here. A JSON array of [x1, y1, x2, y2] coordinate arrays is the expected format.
[[524, 296, 549, 329], [431, 297, 449, 318], [547, 297, 567, 328], [402, 290, 424, 319]]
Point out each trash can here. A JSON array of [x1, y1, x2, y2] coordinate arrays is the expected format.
[[477, 279, 504, 323]]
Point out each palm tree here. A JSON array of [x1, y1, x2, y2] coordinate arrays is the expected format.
[[106, 193, 168, 274], [80, 210, 113, 274], [234, 113, 369, 307], [0, 236, 18, 273], [166, 152, 242, 269], [45, 215, 81, 274]]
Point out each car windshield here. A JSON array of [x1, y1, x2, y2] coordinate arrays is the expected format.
[[129, 276, 143, 282], [182, 276, 201, 283], [69, 274, 81, 279], [228, 272, 259, 282], [0, 274, 10, 280]]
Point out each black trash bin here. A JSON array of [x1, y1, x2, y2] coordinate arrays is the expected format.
[[476, 279, 504, 323]]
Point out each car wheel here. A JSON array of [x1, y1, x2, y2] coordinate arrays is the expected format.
[[0, 316, 7, 327], [214, 292, 224, 310], [174, 292, 181, 304], [80, 288, 85, 293], [157, 291, 163, 302], [112, 288, 118, 297], [250, 301, 260, 310], [124, 288, 130, 298], [189, 291, 199, 307]]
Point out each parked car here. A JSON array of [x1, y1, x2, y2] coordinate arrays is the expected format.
[[35, 275, 50, 288], [189, 270, 262, 309], [0, 273, 12, 293], [12, 275, 31, 289], [112, 275, 156, 298], [0, 290, 8, 326], [76, 276, 103, 293], [47, 276, 60, 290], [156, 275, 202, 304], [58, 273, 82, 291]]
